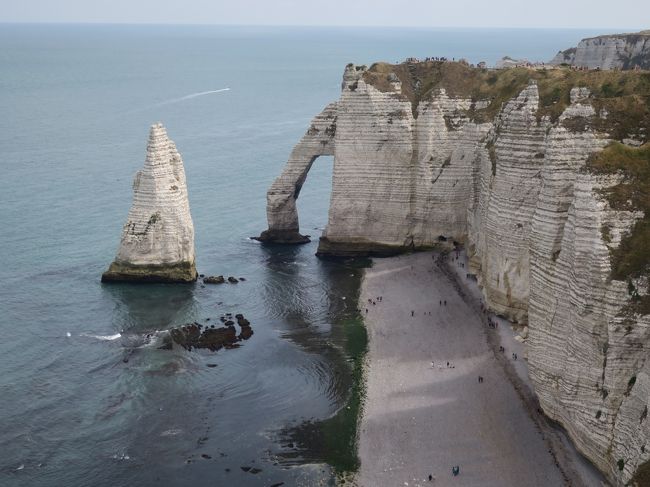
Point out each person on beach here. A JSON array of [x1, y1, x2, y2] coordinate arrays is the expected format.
[[411, 310, 414, 317], [444, 300, 447, 306], [365, 308, 368, 314]]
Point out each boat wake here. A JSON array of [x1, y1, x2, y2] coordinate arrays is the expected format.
[[124, 88, 231, 114], [153, 88, 230, 107]]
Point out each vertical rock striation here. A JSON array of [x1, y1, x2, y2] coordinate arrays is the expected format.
[[102, 123, 197, 283], [262, 61, 650, 485], [550, 31, 650, 70]]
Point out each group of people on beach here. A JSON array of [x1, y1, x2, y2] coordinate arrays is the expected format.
[[426, 464, 460, 482], [365, 296, 383, 313], [430, 360, 455, 369]]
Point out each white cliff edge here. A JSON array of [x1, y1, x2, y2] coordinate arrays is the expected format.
[[550, 31, 650, 70], [261, 62, 650, 485], [102, 123, 197, 283]]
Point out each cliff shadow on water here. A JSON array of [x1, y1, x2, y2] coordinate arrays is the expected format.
[[266, 247, 370, 481]]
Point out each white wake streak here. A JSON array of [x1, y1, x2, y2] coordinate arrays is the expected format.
[[155, 88, 230, 107], [81, 333, 122, 341]]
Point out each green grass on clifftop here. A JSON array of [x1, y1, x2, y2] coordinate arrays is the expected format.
[[364, 62, 650, 140], [588, 142, 650, 314]]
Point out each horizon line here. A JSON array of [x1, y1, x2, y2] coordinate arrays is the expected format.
[[0, 21, 644, 31]]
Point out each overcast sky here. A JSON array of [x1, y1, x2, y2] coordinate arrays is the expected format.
[[1, 0, 648, 29]]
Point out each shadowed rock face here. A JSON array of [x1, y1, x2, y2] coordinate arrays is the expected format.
[[261, 61, 650, 485], [102, 123, 197, 283]]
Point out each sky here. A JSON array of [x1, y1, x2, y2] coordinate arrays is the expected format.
[[0, 0, 648, 30]]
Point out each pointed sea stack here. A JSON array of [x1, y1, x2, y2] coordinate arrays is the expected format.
[[102, 123, 198, 283]]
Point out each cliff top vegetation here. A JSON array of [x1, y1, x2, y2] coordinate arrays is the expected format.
[[364, 61, 650, 140]]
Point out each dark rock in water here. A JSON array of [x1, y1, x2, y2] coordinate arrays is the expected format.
[[206, 363, 218, 368], [166, 314, 254, 352], [239, 277, 246, 281], [203, 275, 225, 284], [199, 274, 205, 278], [227, 276, 239, 283], [240, 466, 251, 472], [239, 326, 253, 340], [269, 483, 285, 487], [249, 467, 262, 474], [236, 314, 251, 327], [170, 324, 237, 352], [201, 454, 212, 459]]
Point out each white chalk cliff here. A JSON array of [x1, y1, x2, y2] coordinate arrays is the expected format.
[[550, 31, 650, 70], [261, 62, 650, 485], [103, 123, 197, 283]]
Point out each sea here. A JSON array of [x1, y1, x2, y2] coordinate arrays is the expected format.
[[0, 24, 614, 486]]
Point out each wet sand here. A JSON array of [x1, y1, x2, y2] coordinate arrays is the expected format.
[[357, 252, 603, 487]]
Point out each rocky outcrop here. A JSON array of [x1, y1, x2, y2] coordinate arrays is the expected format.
[[165, 313, 254, 352], [261, 61, 650, 485], [102, 123, 197, 283], [550, 31, 650, 69]]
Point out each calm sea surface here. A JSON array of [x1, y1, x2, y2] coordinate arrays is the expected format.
[[0, 24, 612, 486]]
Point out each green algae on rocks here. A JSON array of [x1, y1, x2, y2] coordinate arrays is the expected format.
[[101, 260, 198, 283]]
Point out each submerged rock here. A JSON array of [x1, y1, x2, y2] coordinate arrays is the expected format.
[[102, 123, 197, 283]]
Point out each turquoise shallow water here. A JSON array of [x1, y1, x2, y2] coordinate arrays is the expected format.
[[0, 24, 611, 486]]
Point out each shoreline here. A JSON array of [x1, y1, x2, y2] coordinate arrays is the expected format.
[[356, 250, 606, 486]]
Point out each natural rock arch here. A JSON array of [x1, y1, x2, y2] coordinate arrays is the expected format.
[[255, 102, 337, 244]]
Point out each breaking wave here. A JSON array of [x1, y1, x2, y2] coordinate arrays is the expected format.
[[81, 333, 122, 341]]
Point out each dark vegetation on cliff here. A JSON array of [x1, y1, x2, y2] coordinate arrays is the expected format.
[[588, 143, 650, 314], [364, 62, 650, 141]]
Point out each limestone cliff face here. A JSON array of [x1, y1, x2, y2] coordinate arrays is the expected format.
[[102, 123, 197, 283], [261, 62, 650, 485], [550, 31, 650, 70]]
